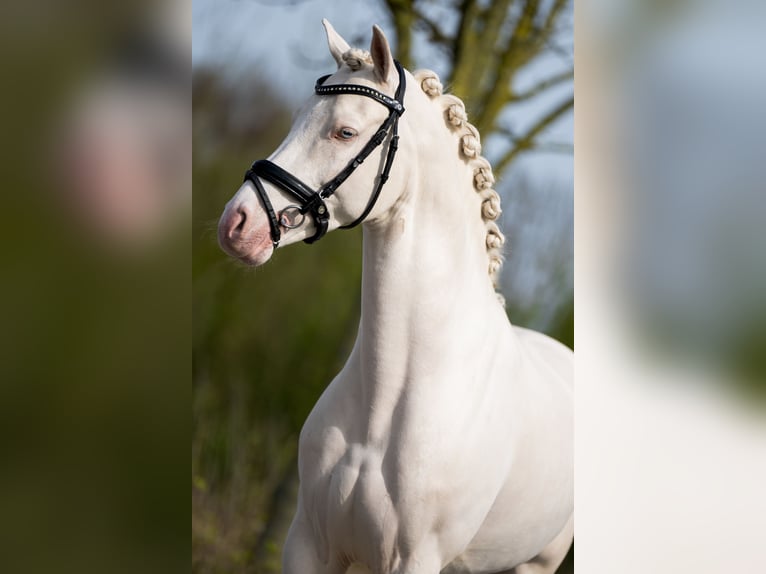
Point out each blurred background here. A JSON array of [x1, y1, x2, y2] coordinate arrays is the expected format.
[[576, 0, 766, 572], [4, 0, 761, 572], [0, 1, 189, 573], [0, 0, 766, 574], [193, 1, 573, 572]]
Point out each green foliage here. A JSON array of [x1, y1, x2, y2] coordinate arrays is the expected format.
[[193, 68, 368, 572]]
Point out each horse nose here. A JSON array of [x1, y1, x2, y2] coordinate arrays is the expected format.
[[222, 203, 251, 239], [231, 205, 248, 237], [218, 202, 253, 254]]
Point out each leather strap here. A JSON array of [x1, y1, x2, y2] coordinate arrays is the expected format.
[[244, 167, 281, 246], [243, 60, 406, 247], [251, 160, 329, 243], [341, 119, 400, 229], [253, 160, 315, 201], [319, 113, 397, 199], [315, 76, 405, 115]]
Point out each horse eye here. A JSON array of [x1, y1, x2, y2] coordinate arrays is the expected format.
[[338, 127, 357, 140]]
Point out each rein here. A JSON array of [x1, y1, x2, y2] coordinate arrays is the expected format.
[[243, 61, 406, 247]]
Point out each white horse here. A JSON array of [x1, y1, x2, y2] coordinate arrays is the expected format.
[[218, 20, 572, 574]]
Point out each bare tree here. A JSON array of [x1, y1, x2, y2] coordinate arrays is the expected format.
[[382, 0, 573, 175]]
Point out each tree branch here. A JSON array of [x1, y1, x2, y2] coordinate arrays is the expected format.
[[511, 68, 573, 102], [535, 141, 574, 153], [494, 94, 573, 175], [449, 0, 481, 90], [474, 0, 539, 133], [518, 0, 571, 69], [412, 7, 453, 52], [464, 0, 514, 105], [543, 0, 571, 38], [506, 0, 541, 63], [544, 37, 574, 62], [384, 0, 415, 69], [379, 0, 572, 173]]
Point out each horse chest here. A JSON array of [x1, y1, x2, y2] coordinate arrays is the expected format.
[[298, 376, 515, 567], [302, 438, 472, 569], [301, 418, 436, 526]]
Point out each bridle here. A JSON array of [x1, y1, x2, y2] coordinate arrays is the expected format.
[[243, 61, 406, 247]]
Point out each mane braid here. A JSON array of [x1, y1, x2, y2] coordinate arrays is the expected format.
[[414, 69, 506, 303], [341, 48, 373, 71]]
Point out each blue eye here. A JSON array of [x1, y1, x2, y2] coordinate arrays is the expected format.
[[338, 127, 357, 140]]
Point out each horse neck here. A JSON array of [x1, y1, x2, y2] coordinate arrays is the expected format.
[[355, 132, 505, 403]]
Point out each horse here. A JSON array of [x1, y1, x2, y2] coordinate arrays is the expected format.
[[218, 20, 573, 574]]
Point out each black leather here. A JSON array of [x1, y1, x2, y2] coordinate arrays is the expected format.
[[252, 160, 330, 244], [242, 60, 406, 248], [253, 160, 315, 202], [244, 168, 281, 246], [315, 76, 405, 115], [341, 121, 400, 229]]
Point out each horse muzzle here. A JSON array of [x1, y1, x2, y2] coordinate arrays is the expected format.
[[217, 197, 274, 266]]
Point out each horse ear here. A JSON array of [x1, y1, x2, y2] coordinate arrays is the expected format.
[[370, 25, 396, 85], [323, 19, 350, 68]]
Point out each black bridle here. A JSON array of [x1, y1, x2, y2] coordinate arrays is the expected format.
[[243, 61, 406, 247]]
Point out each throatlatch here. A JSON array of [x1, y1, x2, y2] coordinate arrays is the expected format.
[[243, 60, 406, 247]]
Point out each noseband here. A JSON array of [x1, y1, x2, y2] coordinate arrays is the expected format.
[[243, 61, 406, 247]]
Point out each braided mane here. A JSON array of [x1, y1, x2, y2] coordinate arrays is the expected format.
[[337, 52, 505, 299], [414, 69, 505, 295], [342, 48, 373, 70]]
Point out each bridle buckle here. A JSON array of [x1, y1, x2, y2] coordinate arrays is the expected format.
[[278, 205, 306, 229]]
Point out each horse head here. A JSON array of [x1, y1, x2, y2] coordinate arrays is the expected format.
[[218, 20, 410, 266]]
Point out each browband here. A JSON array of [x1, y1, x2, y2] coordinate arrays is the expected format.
[[315, 75, 405, 114]]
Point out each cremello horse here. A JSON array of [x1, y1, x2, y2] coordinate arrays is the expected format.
[[218, 20, 573, 574]]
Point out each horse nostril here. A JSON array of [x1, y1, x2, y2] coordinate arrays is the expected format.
[[227, 205, 251, 238], [235, 208, 247, 233]]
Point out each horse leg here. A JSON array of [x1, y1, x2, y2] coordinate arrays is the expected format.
[[394, 541, 443, 574], [502, 513, 574, 574], [283, 504, 341, 574]]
